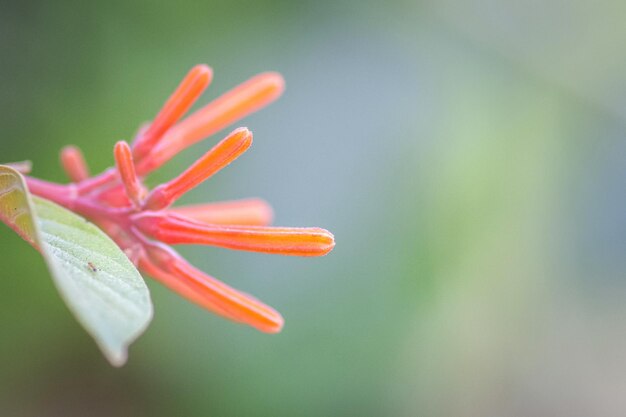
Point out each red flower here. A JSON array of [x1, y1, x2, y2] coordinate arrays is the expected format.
[[25, 65, 335, 333]]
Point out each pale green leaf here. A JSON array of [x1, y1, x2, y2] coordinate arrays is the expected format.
[[0, 166, 153, 366]]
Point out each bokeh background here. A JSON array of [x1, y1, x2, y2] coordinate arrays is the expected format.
[[2, 0, 626, 415]]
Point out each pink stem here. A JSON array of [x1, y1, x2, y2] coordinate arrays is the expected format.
[[25, 177, 75, 208], [24, 176, 130, 225]]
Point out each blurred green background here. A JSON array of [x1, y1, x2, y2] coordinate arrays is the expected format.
[[2, 0, 626, 415]]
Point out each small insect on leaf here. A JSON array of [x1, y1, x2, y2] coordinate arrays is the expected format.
[[87, 261, 98, 273]]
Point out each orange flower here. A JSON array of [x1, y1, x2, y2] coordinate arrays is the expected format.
[[25, 65, 334, 333]]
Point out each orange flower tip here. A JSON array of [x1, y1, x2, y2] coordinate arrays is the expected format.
[[270, 71, 285, 91], [260, 312, 284, 334], [314, 229, 335, 256], [193, 64, 213, 78], [288, 227, 335, 256], [235, 301, 283, 333], [183, 64, 213, 93], [114, 140, 129, 156], [230, 127, 254, 149], [232, 303, 283, 334], [114, 141, 135, 167], [255, 71, 285, 97], [60, 145, 89, 182], [258, 200, 274, 224]]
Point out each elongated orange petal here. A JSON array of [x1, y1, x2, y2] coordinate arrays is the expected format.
[[133, 64, 213, 159], [60, 146, 89, 182], [168, 198, 273, 226], [114, 141, 145, 207], [139, 246, 283, 333], [135, 213, 335, 256], [143, 128, 252, 210], [139, 72, 284, 173]]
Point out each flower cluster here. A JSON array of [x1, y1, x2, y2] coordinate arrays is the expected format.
[[24, 65, 335, 333]]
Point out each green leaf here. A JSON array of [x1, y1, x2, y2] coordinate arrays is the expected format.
[[0, 166, 153, 366]]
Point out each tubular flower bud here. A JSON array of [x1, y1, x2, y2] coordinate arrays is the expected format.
[[60, 146, 90, 182], [139, 243, 283, 333], [114, 141, 146, 207], [143, 127, 252, 210], [135, 213, 335, 256]]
